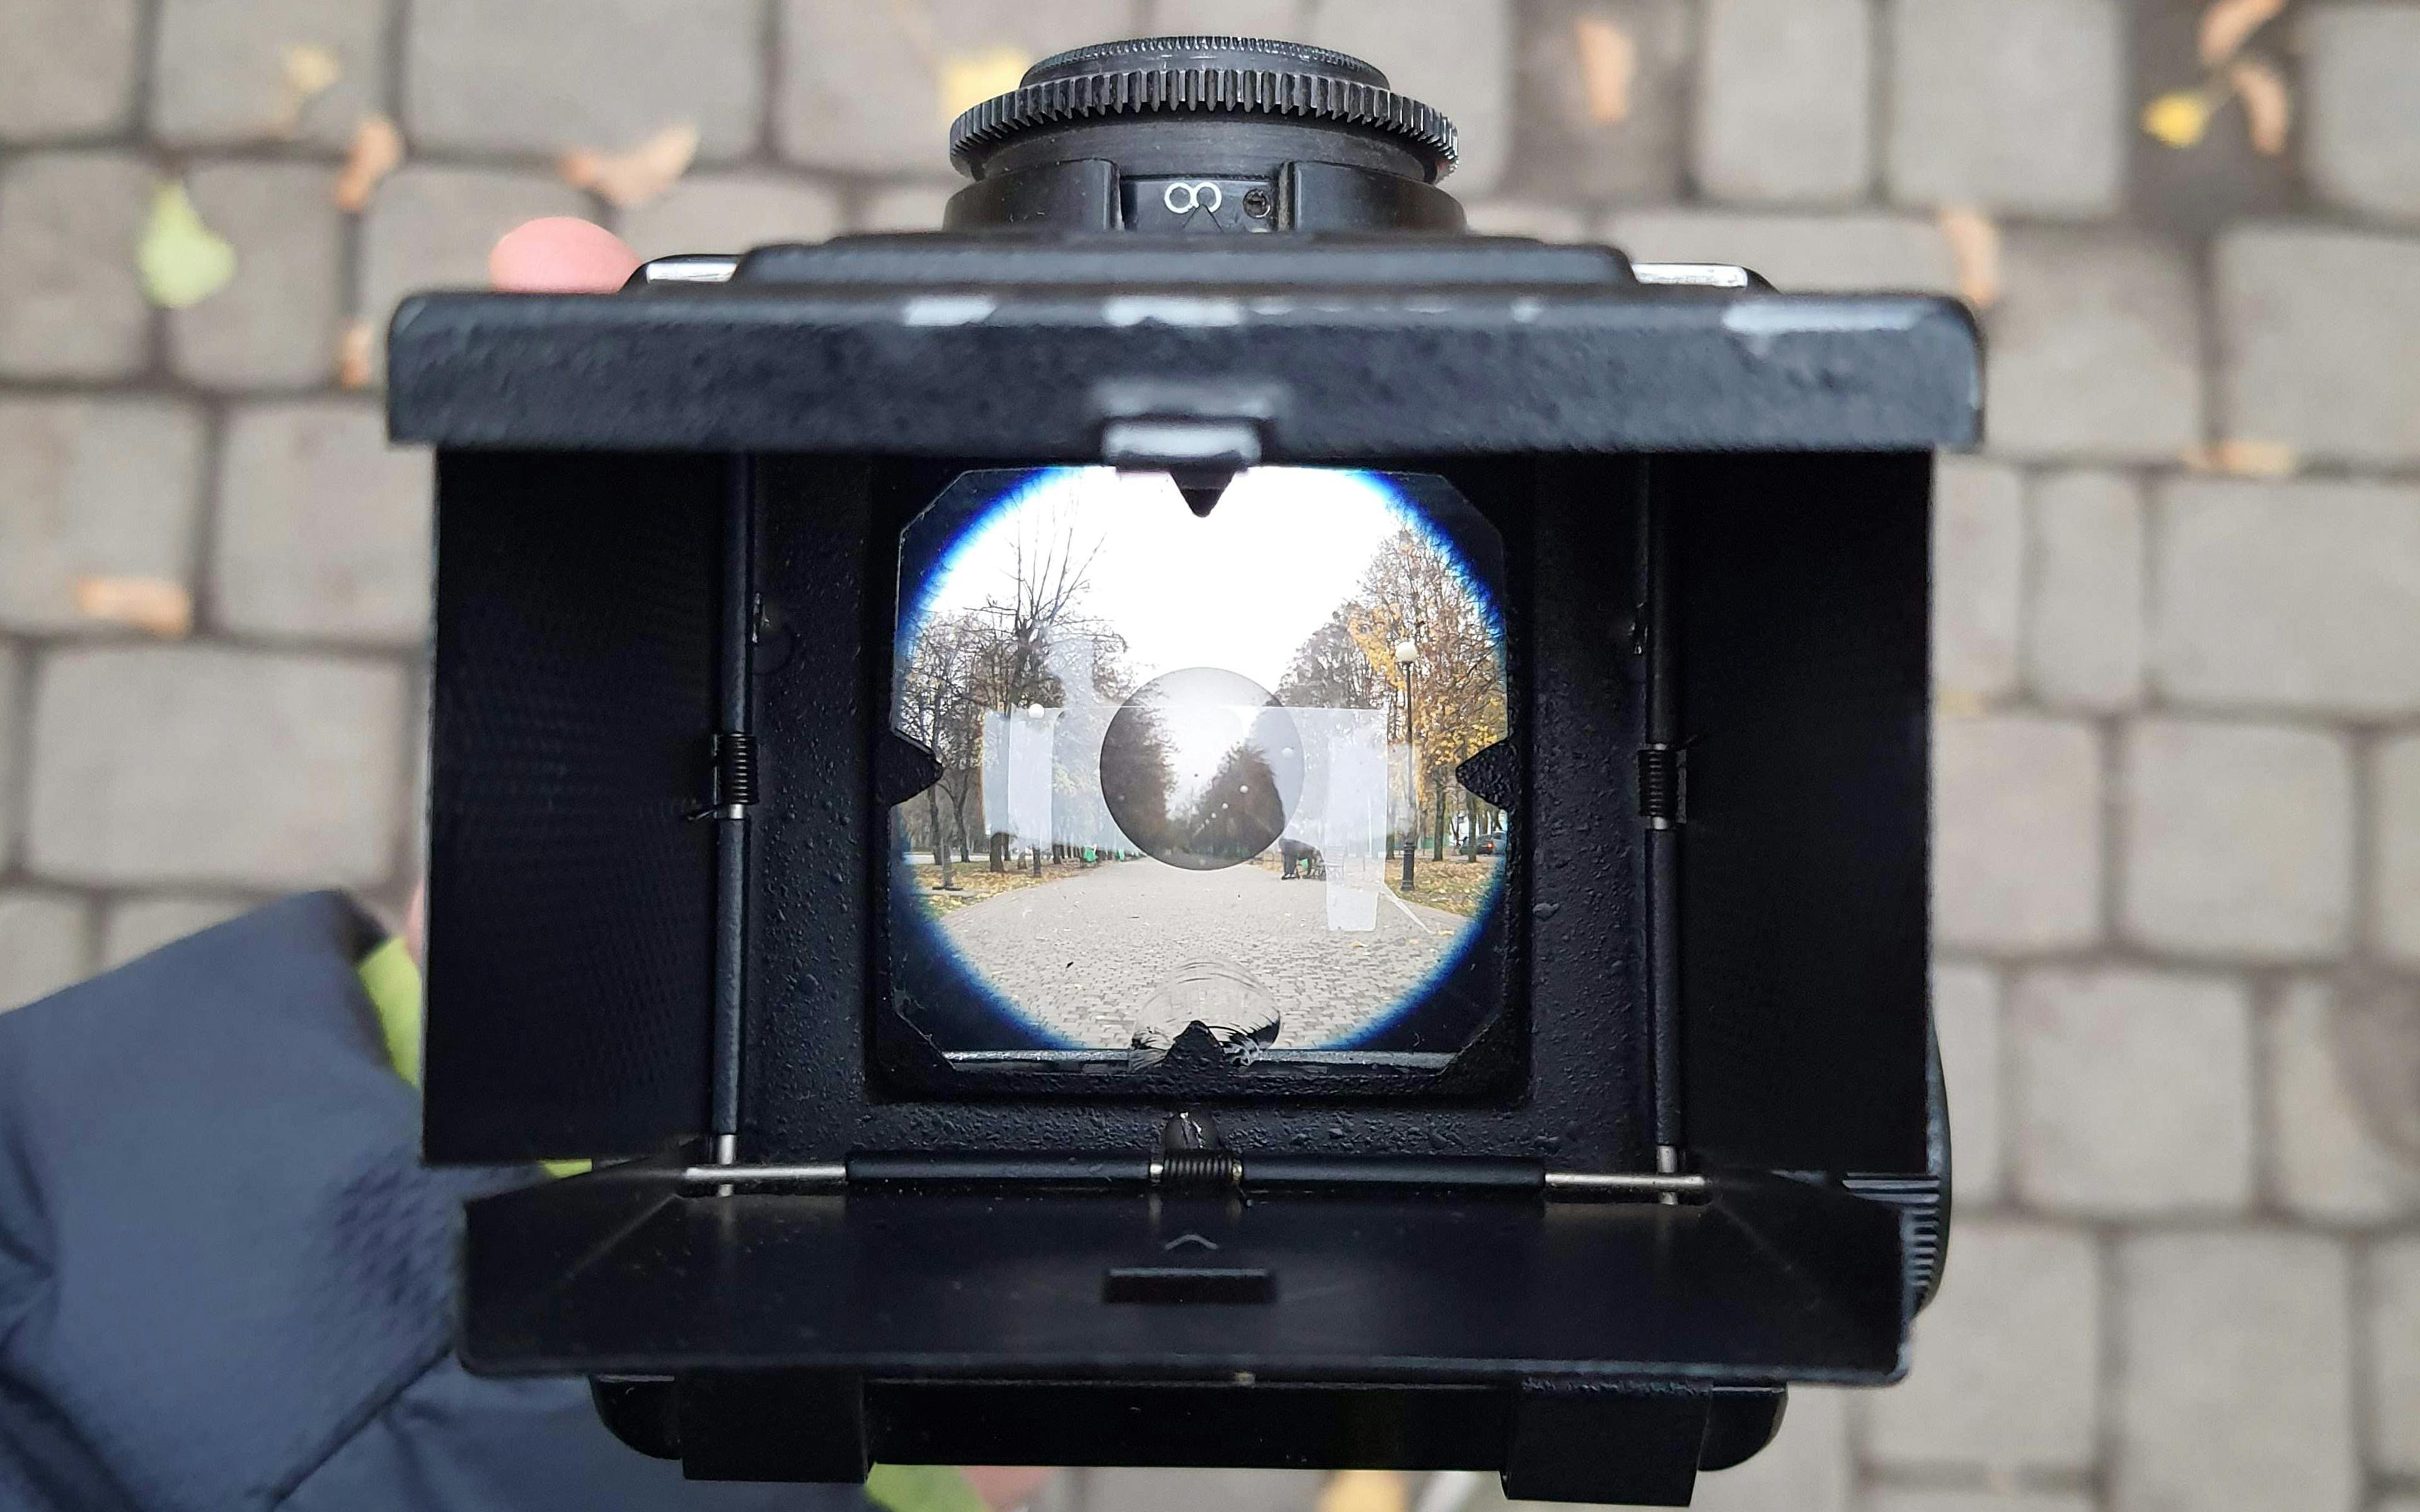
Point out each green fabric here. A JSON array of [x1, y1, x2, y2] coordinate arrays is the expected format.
[[865, 1464, 989, 1512], [358, 937, 423, 1088], [354, 937, 587, 1179]]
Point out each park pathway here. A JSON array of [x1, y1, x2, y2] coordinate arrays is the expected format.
[[938, 858, 1470, 1049]]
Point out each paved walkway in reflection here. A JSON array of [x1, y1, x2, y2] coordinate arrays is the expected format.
[[937, 857, 1474, 1048]]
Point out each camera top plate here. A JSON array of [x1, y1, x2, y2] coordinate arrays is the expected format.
[[387, 234, 1978, 459]]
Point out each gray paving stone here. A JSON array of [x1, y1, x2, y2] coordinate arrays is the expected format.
[[358, 167, 589, 382], [151, 0, 388, 149], [1146, 0, 1306, 32], [2266, 980, 2420, 1225], [0, 398, 205, 634], [1601, 209, 1959, 293], [0, 891, 94, 1013], [778, 0, 1139, 178], [1084, 1469, 1322, 1512], [2373, 1237, 2420, 1476], [167, 161, 343, 389], [2114, 1232, 2356, 1512], [1694, 0, 1872, 204], [1886, 0, 2123, 215], [2150, 478, 2420, 716], [1507, 0, 1690, 202], [101, 895, 252, 969], [2324, 973, 2420, 1176], [1688, 1384, 1850, 1512], [2380, 732, 2420, 968], [2216, 226, 2420, 467], [1932, 457, 2024, 706], [2025, 470, 2144, 711], [2010, 966, 2255, 1216], [25, 646, 406, 888], [0, 644, 16, 862], [0, 0, 141, 139], [1932, 715, 2102, 952], [2300, 4, 2420, 222], [853, 183, 957, 234], [619, 175, 844, 262], [1861, 1222, 2100, 1470], [1932, 963, 2004, 1205], [1985, 231, 2202, 462], [407, 0, 761, 159], [2121, 719, 2354, 961], [0, 152, 156, 381], [1461, 201, 1593, 241], [212, 401, 431, 644], [1311, 0, 1512, 196], [1865, 1495, 2092, 1512]]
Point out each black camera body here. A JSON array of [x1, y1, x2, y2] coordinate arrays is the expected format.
[[391, 37, 1976, 1506]]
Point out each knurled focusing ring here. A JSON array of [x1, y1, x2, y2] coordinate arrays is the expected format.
[[947, 35, 1457, 179]]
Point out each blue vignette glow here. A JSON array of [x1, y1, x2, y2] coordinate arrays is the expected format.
[[893, 465, 1508, 1053]]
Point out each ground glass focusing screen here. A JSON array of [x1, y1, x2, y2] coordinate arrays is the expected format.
[[891, 466, 1508, 1068], [395, 31, 1981, 1506]]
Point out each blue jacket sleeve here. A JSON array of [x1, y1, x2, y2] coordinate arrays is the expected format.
[[0, 891, 863, 1512]]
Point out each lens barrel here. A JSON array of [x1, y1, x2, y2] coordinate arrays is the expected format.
[[942, 36, 1465, 234]]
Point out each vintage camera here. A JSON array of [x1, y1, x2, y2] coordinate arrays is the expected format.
[[390, 35, 1976, 1506]]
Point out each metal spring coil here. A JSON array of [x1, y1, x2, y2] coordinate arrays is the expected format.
[[716, 732, 759, 806], [1154, 1150, 1243, 1189], [1636, 745, 1680, 822]]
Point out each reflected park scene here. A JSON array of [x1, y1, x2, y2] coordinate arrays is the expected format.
[[889, 467, 1509, 1059]]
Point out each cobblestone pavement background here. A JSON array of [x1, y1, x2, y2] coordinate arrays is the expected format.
[[1, 1, 2417, 1509]]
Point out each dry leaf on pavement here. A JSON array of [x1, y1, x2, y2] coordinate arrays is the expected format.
[[2199, 0, 2285, 66], [337, 319, 374, 389], [138, 180, 237, 309], [1572, 15, 1637, 124], [936, 46, 1031, 124], [1317, 1470, 1409, 1512], [2180, 438, 2298, 477], [1935, 205, 2002, 311], [74, 576, 193, 638], [277, 42, 343, 134], [2228, 56, 2291, 156], [335, 115, 403, 210], [559, 122, 700, 209], [2142, 88, 2216, 147]]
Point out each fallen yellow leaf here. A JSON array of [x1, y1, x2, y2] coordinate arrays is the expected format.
[[2199, 0, 2285, 66], [337, 319, 374, 389], [936, 45, 1030, 124], [276, 42, 343, 134], [138, 180, 237, 310], [74, 576, 193, 638], [1572, 14, 1638, 125], [2180, 438, 2298, 477], [2228, 56, 2291, 156], [1317, 1470, 1409, 1512], [2142, 88, 2215, 147], [1935, 205, 2002, 311], [559, 122, 699, 209], [335, 114, 403, 211]]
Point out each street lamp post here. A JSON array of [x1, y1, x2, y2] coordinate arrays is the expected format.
[[1395, 635, 1419, 891]]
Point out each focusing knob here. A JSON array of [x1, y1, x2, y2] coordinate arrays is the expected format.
[[947, 35, 1458, 181]]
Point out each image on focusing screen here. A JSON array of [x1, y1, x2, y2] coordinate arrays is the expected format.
[[887, 467, 1509, 1067]]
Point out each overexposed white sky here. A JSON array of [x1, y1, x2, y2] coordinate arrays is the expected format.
[[918, 466, 1410, 692]]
